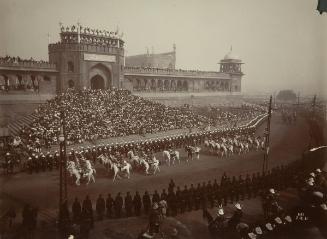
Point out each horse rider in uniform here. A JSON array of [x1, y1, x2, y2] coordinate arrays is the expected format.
[[228, 203, 243, 228], [211, 208, 226, 231]]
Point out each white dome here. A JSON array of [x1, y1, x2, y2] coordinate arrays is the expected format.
[[224, 51, 239, 60], [223, 47, 240, 60]]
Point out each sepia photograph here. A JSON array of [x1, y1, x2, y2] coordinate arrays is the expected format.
[[0, 0, 326, 238]]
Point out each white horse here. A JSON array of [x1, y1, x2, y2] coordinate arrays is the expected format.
[[127, 150, 140, 165], [67, 160, 96, 186], [139, 158, 150, 175], [67, 161, 81, 185], [83, 160, 96, 185], [190, 146, 201, 160], [163, 150, 180, 166], [110, 161, 132, 182], [221, 144, 228, 158], [150, 156, 160, 174]]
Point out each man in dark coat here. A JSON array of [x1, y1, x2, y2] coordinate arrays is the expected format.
[[168, 179, 175, 193], [72, 197, 81, 223], [114, 192, 123, 218], [160, 189, 168, 202], [96, 194, 105, 220], [82, 195, 93, 213], [125, 192, 133, 217], [133, 191, 142, 216], [167, 189, 176, 216], [152, 190, 160, 204], [143, 191, 151, 214], [106, 193, 114, 218]]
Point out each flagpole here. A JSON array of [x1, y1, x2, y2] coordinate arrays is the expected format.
[[262, 95, 272, 174]]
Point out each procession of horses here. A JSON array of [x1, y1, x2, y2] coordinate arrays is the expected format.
[[62, 129, 268, 186]]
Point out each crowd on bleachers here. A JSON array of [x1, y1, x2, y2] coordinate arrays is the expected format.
[[0, 55, 49, 65], [16, 89, 263, 150]]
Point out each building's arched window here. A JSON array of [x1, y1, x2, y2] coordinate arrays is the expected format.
[[68, 80, 75, 88], [68, 61, 74, 72]]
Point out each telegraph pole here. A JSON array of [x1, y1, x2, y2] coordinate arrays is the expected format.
[[262, 95, 272, 174], [312, 94, 316, 117]]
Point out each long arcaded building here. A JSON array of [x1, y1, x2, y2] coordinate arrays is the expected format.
[[0, 24, 243, 94]]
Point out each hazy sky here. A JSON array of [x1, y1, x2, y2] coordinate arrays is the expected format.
[[0, 0, 326, 96]]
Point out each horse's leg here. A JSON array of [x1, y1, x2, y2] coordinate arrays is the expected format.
[[86, 175, 90, 185], [76, 175, 80, 186]]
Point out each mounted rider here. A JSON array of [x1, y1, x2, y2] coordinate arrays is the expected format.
[[228, 203, 243, 228], [210, 207, 225, 231], [169, 148, 176, 161]]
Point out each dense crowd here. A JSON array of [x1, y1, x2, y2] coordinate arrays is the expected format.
[[17, 89, 263, 151], [195, 102, 266, 128], [0, 55, 48, 65], [19, 89, 209, 147]]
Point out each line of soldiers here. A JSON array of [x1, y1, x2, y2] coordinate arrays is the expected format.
[[58, 163, 298, 225], [2, 125, 256, 175]]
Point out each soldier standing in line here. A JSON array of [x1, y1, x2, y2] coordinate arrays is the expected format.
[[167, 189, 176, 216], [96, 194, 105, 220], [221, 172, 228, 186], [175, 186, 182, 214], [245, 174, 252, 199], [82, 195, 93, 213], [72, 197, 81, 224], [80, 207, 92, 239], [195, 183, 202, 210], [160, 189, 168, 202], [82, 195, 94, 228], [201, 184, 208, 210], [114, 192, 123, 218], [143, 191, 151, 215], [168, 179, 175, 193], [152, 190, 160, 204], [106, 193, 114, 218], [206, 181, 214, 208], [188, 184, 195, 211], [230, 176, 237, 203], [133, 191, 142, 216], [125, 192, 133, 217], [180, 185, 188, 213]]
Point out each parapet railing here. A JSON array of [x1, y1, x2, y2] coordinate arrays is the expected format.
[[124, 67, 226, 78]]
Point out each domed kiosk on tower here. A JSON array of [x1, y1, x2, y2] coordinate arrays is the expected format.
[[219, 47, 243, 92]]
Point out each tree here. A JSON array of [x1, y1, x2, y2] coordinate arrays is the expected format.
[[276, 90, 297, 102]]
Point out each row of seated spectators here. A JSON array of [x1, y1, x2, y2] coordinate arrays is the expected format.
[[0, 55, 49, 64]]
